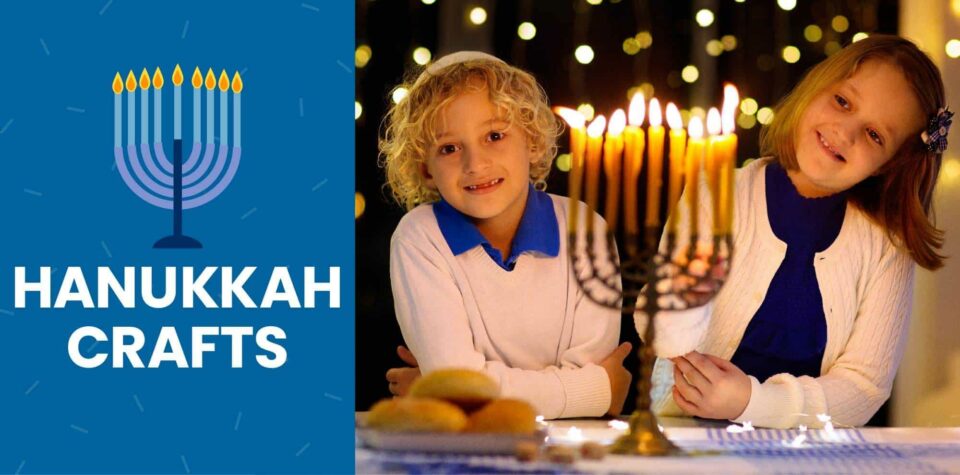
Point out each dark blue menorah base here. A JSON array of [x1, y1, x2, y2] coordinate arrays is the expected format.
[[153, 234, 203, 249]]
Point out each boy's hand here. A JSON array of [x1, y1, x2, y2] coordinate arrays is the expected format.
[[670, 352, 751, 420], [386, 345, 421, 397], [599, 342, 633, 416]]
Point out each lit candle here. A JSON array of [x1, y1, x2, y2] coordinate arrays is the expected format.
[[645, 98, 665, 227], [139, 69, 150, 146], [623, 93, 645, 236], [685, 116, 706, 238], [604, 109, 626, 232], [218, 70, 229, 148], [152, 68, 164, 144], [554, 107, 587, 233], [720, 84, 739, 235], [192, 67, 203, 144], [232, 72, 243, 147], [172, 64, 183, 140], [705, 107, 722, 235], [585, 115, 607, 233], [112, 73, 123, 148], [665, 103, 686, 234]]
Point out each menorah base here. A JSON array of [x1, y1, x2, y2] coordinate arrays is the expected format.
[[610, 410, 682, 456], [153, 235, 203, 249]]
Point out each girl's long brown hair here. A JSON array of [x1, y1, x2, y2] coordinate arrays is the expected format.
[[760, 35, 946, 270]]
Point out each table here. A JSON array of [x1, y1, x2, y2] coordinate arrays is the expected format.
[[356, 416, 960, 474]]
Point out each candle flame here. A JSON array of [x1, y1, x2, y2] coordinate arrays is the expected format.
[[554, 106, 585, 129], [139, 68, 151, 90], [152, 67, 164, 89], [191, 67, 203, 88], [112, 72, 123, 94], [608, 109, 626, 136], [218, 70, 230, 91], [232, 72, 243, 93], [204, 68, 216, 90], [688, 115, 704, 139], [587, 114, 607, 138], [665, 102, 683, 130], [722, 84, 739, 135], [172, 64, 184, 87], [628, 92, 645, 126], [125, 71, 137, 92], [648, 98, 662, 127], [707, 107, 722, 136]]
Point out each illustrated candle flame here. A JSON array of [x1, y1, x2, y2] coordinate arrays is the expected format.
[[152, 67, 164, 89], [628, 92, 645, 126], [112, 73, 123, 94], [139, 68, 151, 90], [125, 71, 137, 92], [172, 64, 184, 87], [218, 70, 230, 92], [191, 67, 203, 89], [204, 69, 216, 90], [231, 72, 244, 93]]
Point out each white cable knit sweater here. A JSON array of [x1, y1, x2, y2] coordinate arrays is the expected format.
[[390, 195, 620, 419], [647, 158, 916, 428]]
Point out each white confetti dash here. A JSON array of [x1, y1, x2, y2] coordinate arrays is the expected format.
[[240, 207, 257, 220], [85, 339, 99, 353], [98, 0, 113, 15], [70, 424, 89, 434], [725, 421, 755, 433], [299, 97, 304, 117], [181, 20, 190, 39], [25, 380, 39, 395], [323, 392, 342, 401], [0, 309, 14, 316], [23, 188, 43, 197], [301, 3, 320, 12], [240, 67, 248, 75], [0, 118, 13, 134], [180, 455, 190, 474], [234, 411, 243, 431], [311, 178, 328, 191], [295, 442, 311, 457], [336, 60, 352, 73], [101, 240, 113, 258], [15, 460, 25, 475], [66, 106, 86, 113], [40, 38, 50, 56], [133, 394, 144, 413]]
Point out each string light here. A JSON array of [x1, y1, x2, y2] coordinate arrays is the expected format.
[[782, 45, 801, 64], [681, 65, 699, 83], [695, 9, 715, 27], [575, 45, 595, 64], [804, 25, 823, 42], [831, 15, 849, 33], [469, 7, 487, 25], [355, 44, 372, 68], [517, 22, 536, 40], [412, 47, 432, 65]]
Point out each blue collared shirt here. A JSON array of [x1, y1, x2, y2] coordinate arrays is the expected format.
[[432, 185, 560, 271]]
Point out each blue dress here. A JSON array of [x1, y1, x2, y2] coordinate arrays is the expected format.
[[729, 162, 847, 383]]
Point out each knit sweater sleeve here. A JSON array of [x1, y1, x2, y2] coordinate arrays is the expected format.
[[734, 241, 915, 428], [390, 230, 612, 420]]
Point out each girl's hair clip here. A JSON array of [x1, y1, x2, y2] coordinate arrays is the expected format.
[[921, 106, 953, 153]]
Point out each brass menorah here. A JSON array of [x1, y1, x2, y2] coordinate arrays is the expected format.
[[557, 86, 738, 456]]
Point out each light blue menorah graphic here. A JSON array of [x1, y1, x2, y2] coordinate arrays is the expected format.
[[112, 65, 243, 249]]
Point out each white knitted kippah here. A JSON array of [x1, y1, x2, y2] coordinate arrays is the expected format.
[[414, 50, 505, 86]]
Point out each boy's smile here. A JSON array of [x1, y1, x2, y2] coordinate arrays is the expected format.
[[421, 84, 537, 244]]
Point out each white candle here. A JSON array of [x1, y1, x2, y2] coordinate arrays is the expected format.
[[139, 69, 149, 145], [173, 64, 183, 140], [232, 72, 242, 147], [126, 71, 136, 147], [205, 69, 215, 144], [219, 70, 228, 146], [153, 68, 163, 144], [113, 73, 122, 148], [192, 67, 202, 144]]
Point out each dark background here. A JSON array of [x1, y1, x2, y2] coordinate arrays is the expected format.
[[355, 0, 898, 425]]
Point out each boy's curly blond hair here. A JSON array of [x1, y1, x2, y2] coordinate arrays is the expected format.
[[379, 56, 561, 210]]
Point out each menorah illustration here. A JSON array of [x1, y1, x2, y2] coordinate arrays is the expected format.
[[556, 85, 738, 456], [112, 65, 243, 249]]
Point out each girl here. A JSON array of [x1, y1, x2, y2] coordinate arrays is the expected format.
[[652, 35, 952, 429], [379, 51, 632, 419]]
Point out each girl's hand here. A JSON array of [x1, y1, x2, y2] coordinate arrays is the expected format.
[[386, 345, 421, 396], [599, 342, 634, 416], [670, 352, 751, 420]]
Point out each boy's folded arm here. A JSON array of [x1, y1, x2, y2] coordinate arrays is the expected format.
[[390, 236, 611, 419]]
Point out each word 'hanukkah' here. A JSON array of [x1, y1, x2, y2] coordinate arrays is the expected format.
[[15, 266, 341, 309]]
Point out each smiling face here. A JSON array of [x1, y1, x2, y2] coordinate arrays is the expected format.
[[790, 59, 925, 197], [421, 84, 537, 235]]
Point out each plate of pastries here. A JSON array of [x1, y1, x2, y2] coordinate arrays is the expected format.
[[358, 368, 546, 454]]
